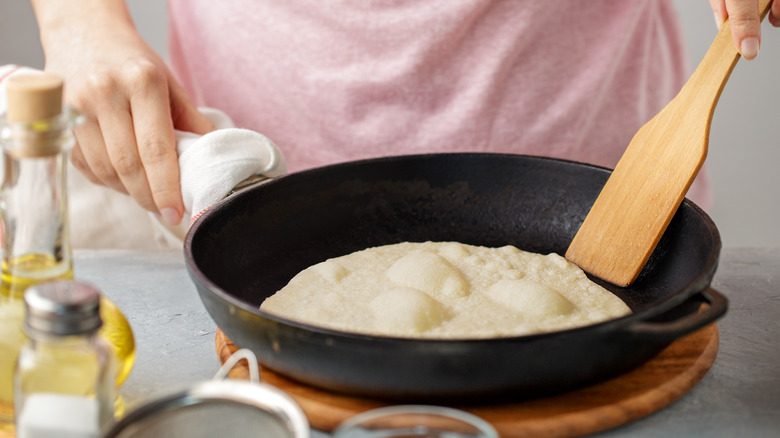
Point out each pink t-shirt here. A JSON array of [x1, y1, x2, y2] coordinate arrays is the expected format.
[[168, 0, 710, 207]]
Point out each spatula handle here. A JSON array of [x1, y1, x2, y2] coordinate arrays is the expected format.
[[565, 0, 774, 286], [681, 0, 774, 111]]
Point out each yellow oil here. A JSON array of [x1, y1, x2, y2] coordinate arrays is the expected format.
[[17, 342, 102, 395], [97, 297, 135, 387], [0, 253, 135, 428], [0, 296, 25, 428]]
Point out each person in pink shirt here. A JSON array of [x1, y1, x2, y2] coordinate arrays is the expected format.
[[27, 0, 780, 231]]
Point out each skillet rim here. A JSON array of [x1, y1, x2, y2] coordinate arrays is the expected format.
[[183, 152, 722, 344]]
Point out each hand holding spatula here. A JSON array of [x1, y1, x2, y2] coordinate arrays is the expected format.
[[566, 0, 775, 286]]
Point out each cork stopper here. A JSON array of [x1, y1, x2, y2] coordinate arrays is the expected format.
[[4, 74, 67, 157], [6, 74, 64, 123]]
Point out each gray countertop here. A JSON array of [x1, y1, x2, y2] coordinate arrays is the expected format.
[[73, 248, 780, 437]]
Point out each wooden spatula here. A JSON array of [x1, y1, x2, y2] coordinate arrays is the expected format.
[[566, 0, 774, 287]]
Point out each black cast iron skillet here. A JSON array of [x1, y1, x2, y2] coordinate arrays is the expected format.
[[184, 153, 726, 402]]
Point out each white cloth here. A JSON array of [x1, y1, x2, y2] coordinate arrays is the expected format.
[[177, 108, 287, 223], [1, 65, 287, 249]]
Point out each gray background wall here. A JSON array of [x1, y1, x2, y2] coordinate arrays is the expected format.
[[1, 1, 778, 248]]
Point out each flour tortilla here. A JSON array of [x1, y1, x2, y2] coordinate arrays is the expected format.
[[261, 241, 631, 338]]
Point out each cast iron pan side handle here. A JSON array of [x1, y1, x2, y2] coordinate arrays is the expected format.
[[225, 173, 274, 198], [623, 288, 728, 340]]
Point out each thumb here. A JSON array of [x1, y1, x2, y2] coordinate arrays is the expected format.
[[724, 0, 762, 60], [168, 78, 215, 135]]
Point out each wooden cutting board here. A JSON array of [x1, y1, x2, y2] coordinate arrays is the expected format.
[[216, 314, 719, 437]]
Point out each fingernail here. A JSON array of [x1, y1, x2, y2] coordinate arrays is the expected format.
[[160, 207, 181, 226], [741, 37, 759, 60]]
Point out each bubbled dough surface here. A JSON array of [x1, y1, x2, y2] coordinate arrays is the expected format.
[[260, 242, 631, 339]]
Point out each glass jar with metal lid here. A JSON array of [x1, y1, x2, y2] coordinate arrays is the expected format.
[[14, 280, 116, 437]]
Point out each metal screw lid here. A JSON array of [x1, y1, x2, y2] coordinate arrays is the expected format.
[[24, 280, 103, 336]]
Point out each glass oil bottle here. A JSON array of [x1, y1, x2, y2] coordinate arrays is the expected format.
[[0, 73, 135, 429], [15, 280, 116, 437]]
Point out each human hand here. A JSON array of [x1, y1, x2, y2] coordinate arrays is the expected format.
[[33, 1, 213, 225], [709, 0, 780, 60]]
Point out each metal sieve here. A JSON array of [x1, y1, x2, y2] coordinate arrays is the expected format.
[[103, 349, 309, 438]]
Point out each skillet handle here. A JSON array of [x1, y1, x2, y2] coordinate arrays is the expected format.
[[225, 173, 274, 198], [624, 288, 728, 340]]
